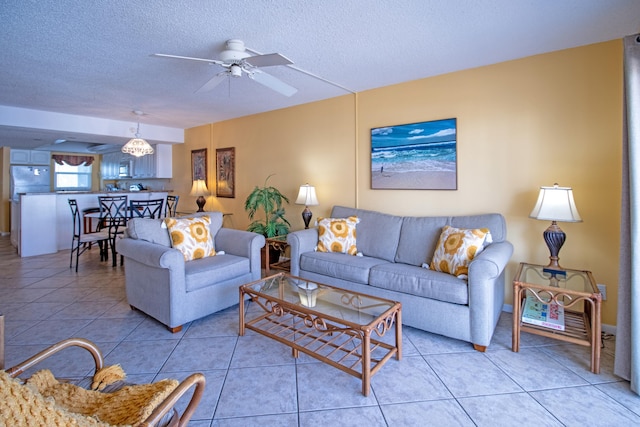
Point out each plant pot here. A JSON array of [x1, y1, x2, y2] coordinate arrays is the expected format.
[[261, 246, 282, 269]]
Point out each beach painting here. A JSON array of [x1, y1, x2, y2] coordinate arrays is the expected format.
[[371, 118, 457, 190]]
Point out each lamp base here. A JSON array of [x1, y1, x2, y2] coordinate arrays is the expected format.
[[196, 196, 206, 212], [302, 207, 312, 229], [543, 221, 566, 269]]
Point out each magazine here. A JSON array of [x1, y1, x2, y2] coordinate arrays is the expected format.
[[522, 294, 565, 331]]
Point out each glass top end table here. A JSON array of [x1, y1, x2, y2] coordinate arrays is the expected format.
[[512, 262, 602, 373]]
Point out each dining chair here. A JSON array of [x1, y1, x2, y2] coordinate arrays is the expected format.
[[129, 199, 164, 219], [68, 199, 110, 272], [165, 195, 179, 217], [98, 195, 128, 267]]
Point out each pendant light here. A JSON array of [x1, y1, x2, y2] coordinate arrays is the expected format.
[[122, 110, 154, 157]]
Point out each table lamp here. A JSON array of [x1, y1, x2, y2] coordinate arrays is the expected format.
[[295, 184, 319, 229], [529, 183, 582, 269], [190, 179, 210, 212]]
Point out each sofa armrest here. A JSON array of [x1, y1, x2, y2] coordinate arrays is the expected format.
[[215, 228, 265, 278], [287, 228, 319, 276], [468, 241, 514, 282], [117, 237, 185, 270], [467, 241, 514, 347]]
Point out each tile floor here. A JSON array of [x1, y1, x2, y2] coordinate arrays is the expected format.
[[1, 235, 640, 426]]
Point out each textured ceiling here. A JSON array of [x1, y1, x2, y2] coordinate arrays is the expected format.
[[0, 0, 639, 151]]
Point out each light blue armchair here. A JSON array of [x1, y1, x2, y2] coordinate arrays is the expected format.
[[117, 212, 265, 332]]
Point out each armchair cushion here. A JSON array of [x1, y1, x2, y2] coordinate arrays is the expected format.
[[185, 254, 250, 292], [127, 217, 171, 247], [165, 216, 216, 261]]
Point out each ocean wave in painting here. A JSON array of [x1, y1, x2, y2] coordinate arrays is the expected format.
[[371, 118, 457, 176], [371, 140, 456, 173]]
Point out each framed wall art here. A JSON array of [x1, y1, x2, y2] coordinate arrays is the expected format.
[[371, 117, 457, 190], [216, 147, 235, 198], [191, 148, 207, 182]]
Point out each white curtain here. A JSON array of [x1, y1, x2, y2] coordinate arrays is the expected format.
[[615, 33, 640, 395]]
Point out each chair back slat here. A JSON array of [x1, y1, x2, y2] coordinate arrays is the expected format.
[[98, 195, 128, 230], [130, 199, 164, 219], [165, 195, 179, 217], [68, 199, 81, 238]]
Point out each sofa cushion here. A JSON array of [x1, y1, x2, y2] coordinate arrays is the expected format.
[[317, 216, 359, 255], [126, 218, 172, 247], [300, 252, 388, 285], [331, 206, 403, 262], [369, 263, 469, 305], [395, 216, 449, 266], [185, 254, 250, 292], [430, 226, 490, 278], [450, 214, 506, 242], [165, 216, 216, 261]]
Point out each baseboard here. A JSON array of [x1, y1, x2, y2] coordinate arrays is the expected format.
[[0, 232, 9, 237], [502, 304, 616, 335]]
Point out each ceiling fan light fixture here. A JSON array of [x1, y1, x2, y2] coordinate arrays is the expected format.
[[122, 115, 154, 157], [230, 64, 242, 78]]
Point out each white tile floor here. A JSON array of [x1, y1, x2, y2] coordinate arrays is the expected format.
[[2, 235, 640, 426]]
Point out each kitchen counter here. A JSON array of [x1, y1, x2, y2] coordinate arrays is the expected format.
[[12, 194, 57, 257], [55, 190, 174, 194], [12, 191, 169, 257]]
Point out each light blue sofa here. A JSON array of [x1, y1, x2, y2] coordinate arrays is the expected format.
[[117, 212, 265, 332], [287, 206, 513, 351]]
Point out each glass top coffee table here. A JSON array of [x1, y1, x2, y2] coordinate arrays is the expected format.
[[239, 273, 402, 396]]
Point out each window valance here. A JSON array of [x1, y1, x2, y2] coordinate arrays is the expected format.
[[52, 154, 95, 166]]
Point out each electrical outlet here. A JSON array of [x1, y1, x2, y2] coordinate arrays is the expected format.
[[597, 284, 607, 301]]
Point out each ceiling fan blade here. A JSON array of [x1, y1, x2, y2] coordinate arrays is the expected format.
[[152, 53, 224, 65], [249, 70, 297, 97], [196, 71, 228, 93], [244, 53, 293, 68]]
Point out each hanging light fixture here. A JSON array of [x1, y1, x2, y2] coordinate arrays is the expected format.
[[122, 111, 154, 157]]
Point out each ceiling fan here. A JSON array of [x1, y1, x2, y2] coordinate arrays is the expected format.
[[152, 39, 298, 97]]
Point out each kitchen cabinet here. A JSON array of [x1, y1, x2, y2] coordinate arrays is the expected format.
[[132, 153, 154, 178], [130, 144, 172, 178], [154, 144, 172, 178], [10, 149, 51, 165], [101, 144, 172, 179], [100, 152, 123, 179]]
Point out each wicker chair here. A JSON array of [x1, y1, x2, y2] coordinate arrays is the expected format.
[[1, 314, 205, 427]]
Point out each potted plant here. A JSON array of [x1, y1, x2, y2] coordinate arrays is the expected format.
[[244, 174, 291, 237], [244, 175, 291, 267]]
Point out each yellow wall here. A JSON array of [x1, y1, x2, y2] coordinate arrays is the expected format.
[[184, 40, 623, 325]]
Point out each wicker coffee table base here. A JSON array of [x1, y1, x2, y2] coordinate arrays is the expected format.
[[239, 289, 402, 396]]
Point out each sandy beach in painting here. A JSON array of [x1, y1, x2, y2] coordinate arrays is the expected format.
[[372, 168, 456, 190]]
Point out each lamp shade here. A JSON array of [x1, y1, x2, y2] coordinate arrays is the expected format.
[[529, 184, 582, 222], [122, 119, 154, 157], [121, 137, 154, 157], [190, 179, 209, 197], [295, 184, 319, 206]]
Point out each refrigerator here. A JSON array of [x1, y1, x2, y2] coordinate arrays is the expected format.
[[10, 165, 51, 200]]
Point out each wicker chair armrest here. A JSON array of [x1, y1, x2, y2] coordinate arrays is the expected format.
[[142, 373, 206, 427], [5, 338, 104, 378]]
